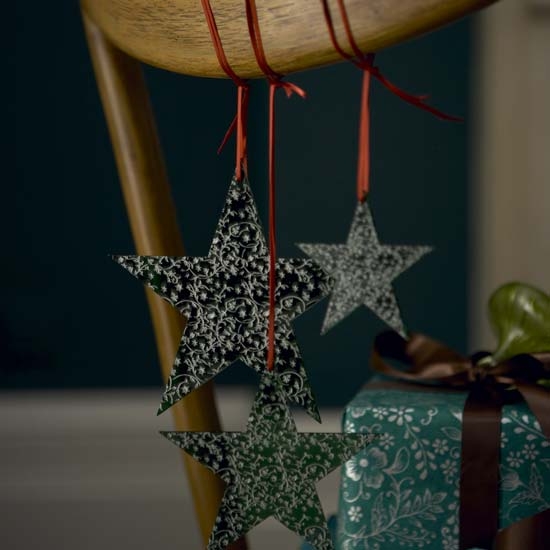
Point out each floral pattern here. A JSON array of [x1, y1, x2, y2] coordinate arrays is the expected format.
[[163, 371, 376, 550], [114, 177, 332, 419], [346, 447, 388, 489], [337, 388, 550, 549], [297, 201, 431, 336]]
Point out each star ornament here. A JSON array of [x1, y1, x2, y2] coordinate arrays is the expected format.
[[114, 177, 332, 420], [298, 201, 432, 336], [162, 372, 376, 550]]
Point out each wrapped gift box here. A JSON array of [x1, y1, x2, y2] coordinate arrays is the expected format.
[[336, 385, 550, 550]]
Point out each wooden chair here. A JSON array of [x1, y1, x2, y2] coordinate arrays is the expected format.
[[80, 1, 495, 548]]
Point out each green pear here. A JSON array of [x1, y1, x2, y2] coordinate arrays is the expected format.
[[489, 282, 550, 363]]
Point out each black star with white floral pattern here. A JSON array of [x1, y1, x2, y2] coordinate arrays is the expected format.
[[162, 371, 376, 550], [298, 201, 432, 336], [114, 177, 331, 420]]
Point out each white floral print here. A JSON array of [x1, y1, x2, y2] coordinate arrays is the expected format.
[[387, 406, 414, 426], [440, 459, 457, 481], [115, 177, 332, 420], [377, 433, 395, 450], [506, 451, 524, 468], [371, 406, 389, 420], [346, 447, 388, 489], [337, 388, 550, 549], [348, 506, 363, 523], [297, 201, 431, 336], [521, 443, 538, 460], [165, 372, 376, 549], [432, 438, 449, 455]]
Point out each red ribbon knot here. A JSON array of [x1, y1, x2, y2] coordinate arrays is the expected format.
[[201, 0, 250, 181], [270, 78, 307, 100]]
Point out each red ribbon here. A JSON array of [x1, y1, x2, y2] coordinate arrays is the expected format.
[[357, 70, 371, 202], [320, 0, 462, 201], [244, 0, 305, 372], [216, 85, 249, 181], [201, 0, 249, 182]]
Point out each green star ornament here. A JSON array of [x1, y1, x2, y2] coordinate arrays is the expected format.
[[162, 372, 376, 550]]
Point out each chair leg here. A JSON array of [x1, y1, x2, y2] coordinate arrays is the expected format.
[[82, 9, 247, 549]]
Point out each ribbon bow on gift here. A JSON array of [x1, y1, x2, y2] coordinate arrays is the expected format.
[[371, 330, 550, 550]]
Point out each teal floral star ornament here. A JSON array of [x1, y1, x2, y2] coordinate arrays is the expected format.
[[162, 372, 376, 550], [297, 201, 432, 336], [114, 177, 332, 420]]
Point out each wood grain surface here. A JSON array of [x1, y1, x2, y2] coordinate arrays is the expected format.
[[81, 0, 496, 78]]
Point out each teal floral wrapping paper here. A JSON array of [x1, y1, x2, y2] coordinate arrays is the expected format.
[[336, 388, 550, 550]]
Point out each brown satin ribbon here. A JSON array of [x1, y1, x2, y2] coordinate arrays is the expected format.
[[495, 509, 550, 549], [370, 330, 550, 550]]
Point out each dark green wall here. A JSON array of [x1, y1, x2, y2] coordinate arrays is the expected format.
[[7, 2, 470, 406]]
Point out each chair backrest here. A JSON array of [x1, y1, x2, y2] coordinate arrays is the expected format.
[[82, 0, 495, 78]]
